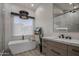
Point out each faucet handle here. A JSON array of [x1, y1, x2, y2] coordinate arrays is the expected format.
[[69, 36, 72, 39]]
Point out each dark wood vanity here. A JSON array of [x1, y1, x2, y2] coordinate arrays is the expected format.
[[42, 39, 79, 56]]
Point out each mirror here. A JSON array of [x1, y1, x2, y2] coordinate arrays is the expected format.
[[53, 3, 79, 32], [54, 11, 79, 32]]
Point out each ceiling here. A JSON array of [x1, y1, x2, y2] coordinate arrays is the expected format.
[[53, 3, 79, 17], [11, 3, 79, 17], [11, 3, 40, 11]]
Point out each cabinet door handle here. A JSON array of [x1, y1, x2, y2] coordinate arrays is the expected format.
[[72, 49, 79, 53], [51, 49, 61, 55]]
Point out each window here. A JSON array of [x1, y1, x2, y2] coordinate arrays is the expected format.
[[13, 16, 34, 36]]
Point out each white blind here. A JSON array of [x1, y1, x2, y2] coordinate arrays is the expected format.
[[13, 16, 34, 36]]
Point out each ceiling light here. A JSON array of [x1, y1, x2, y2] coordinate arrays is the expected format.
[[69, 3, 72, 5], [31, 4, 34, 7], [74, 6, 78, 9]]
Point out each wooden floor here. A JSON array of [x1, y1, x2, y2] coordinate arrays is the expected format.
[[16, 48, 44, 56]]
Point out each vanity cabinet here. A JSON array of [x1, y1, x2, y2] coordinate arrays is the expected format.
[[42, 39, 67, 56], [68, 46, 79, 56], [42, 39, 79, 56]]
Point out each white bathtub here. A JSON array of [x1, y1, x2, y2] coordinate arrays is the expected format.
[[8, 40, 36, 55]]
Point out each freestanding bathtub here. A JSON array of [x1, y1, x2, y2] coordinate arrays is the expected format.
[[8, 39, 36, 55]]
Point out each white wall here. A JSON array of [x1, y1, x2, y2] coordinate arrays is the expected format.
[[0, 3, 5, 52], [0, 4, 3, 51], [35, 4, 53, 43], [35, 4, 53, 36], [3, 3, 35, 49]]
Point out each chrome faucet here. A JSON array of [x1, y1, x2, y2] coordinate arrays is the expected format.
[[59, 34, 64, 38], [59, 34, 72, 39]]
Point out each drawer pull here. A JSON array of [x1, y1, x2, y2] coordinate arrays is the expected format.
[[51, 49, 61, 55], [72, 49, 79, 53]]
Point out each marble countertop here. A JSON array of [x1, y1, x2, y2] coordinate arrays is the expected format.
[[43, 36, 79, 47]]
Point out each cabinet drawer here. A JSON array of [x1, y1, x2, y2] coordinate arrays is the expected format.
[[43, 39, 67, 50], [42, 45, 59, 56], [42, 44, 67, 56], [68, 46, 79, 56], [46, 48, 60, 56], [49, 46, 67, 56]]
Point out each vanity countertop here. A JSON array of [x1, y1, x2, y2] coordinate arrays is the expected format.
[[43, 37, 79, 47]]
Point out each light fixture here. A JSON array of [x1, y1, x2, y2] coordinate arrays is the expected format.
[[31, 4, 34, 7], [69, 3, 72, 5], [73, 6, 78, 9], [56, 28, 68, 30], [19, 10, 29, 19], [11, 10, 35, 19]]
